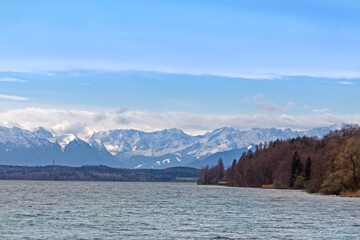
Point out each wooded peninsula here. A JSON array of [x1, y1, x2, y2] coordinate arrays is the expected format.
[[0, 165, 199, 182], [197, 124, 360, 197]]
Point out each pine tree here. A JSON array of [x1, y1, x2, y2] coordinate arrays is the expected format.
[[217, 158, 225, 182], [290, 151, 303, 187], [231, 159, 237, 170], [305, 157, 311, 181]]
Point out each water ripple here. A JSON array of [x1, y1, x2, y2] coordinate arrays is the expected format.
[[0, 181, 359, 239]]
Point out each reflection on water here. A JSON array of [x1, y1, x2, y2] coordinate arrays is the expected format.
[[0, 181, 359, 239]]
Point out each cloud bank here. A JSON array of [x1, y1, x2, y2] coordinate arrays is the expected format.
[[0, 108, 359, 137], [1, 59, 360, 80]]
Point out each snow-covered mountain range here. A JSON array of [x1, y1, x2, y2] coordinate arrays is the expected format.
[[0, 124, 342, 169]]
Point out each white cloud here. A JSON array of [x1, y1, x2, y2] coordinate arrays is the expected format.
[[0, 107, 359, 138], [338, 81, 355, 85], [312, 108, 332, 113], [2, 59, 360, 79], [0, 77, 27, 83], [244, 93, 297, 113], [0, 94, 29, 101]]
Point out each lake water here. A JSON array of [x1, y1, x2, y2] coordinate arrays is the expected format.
[[0, 181, 359, 240]]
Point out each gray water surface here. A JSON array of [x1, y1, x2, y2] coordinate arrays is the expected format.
[[0, 181, 359, 239]]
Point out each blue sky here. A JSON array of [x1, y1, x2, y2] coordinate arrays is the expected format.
[[0, 0, 359, 135], [1, 0, 360, 76], [0, 71, 358, 115]]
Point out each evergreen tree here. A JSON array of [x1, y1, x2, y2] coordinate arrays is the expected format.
[[231, 159, 237, 170], [226, 159, 238, 186], [290, 151, 303, 187], [247, 149, 253, 158], [305, 157, 311, 181], [217, 158, 225, 182]]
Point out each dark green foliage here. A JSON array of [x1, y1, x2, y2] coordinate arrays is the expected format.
[[232, 159, 237, 169], [290, 151, 303, 188], [316, 140, 326, 149], [293, 176, 305, 189], [273, 180, 286, 189], [217, 158, 225, 180], [305, 157, 311, 181], [247, 149, 253, 158], [0, 165, 200, 182]]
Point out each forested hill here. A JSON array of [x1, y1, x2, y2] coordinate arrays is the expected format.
[[197, 124, 360, 196], [0, 165, 199, 182]]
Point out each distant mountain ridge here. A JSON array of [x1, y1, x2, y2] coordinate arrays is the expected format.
[[0, 124, 343, 169]]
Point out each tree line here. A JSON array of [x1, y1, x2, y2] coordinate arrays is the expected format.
[[198, 124, 360, 196], [0, 165, 200, 182]]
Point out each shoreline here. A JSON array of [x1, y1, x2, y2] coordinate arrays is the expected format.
[[198, 183, 360, 198]]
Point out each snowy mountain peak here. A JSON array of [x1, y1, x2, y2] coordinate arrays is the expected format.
[[55, 134, 77, 149], [0, 124, 346, 169], [33, 127, 53, 139], [0, 126, 52, 148]]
